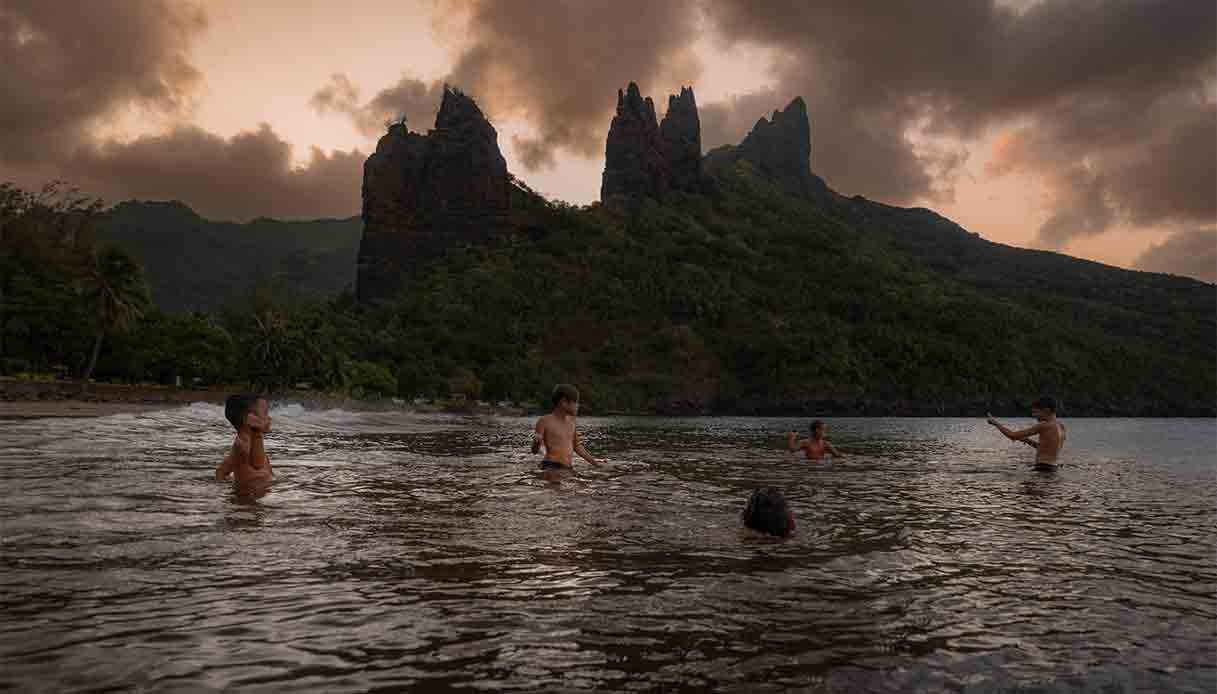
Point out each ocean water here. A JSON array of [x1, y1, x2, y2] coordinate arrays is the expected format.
[[1, 406, 1214, 693]]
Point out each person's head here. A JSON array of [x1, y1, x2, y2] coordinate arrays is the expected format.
[[551, 383, 580, 415], [1030, 396, 1057, 421], [742, 488, 795, 538], [809, 419, 826, 439], [225, 393, 266, 430]]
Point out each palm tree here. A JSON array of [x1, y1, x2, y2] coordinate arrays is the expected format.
[[78, 245, 150, 388]]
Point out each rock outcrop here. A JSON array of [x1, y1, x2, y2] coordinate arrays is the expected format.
[[601, 82, 701, 200], [357, 86, 543, 302], [660, 87, 702, 192], [703, 97, 826, 193]]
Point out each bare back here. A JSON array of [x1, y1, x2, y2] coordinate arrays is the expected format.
[[536, 413, 577, 466], [1036, 419, 1066, 464]]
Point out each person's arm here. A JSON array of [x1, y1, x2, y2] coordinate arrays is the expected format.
[[573, 428, 599, 466], [531, 419, 544, 455], [825, 441, 844, 457], [248, 431, 267, 469], [245, 413, 269, 470], [787, 431, 799, 452], [214, 454, 235, 480], [987, 414, 1041, 442]]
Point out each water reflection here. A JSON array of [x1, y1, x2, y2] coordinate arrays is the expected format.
[[0, 409, 1213, 692]]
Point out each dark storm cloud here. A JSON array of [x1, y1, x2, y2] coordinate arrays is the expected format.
[[71, 125, 365, 221], [445, 0, 703, 169], [311, 74, 445, 137], [988, 92, 1216, 246], [0, 0, 364, 220], [0, 0, 206, 161], [1133, 228, 1217, 283], [700, 0, 1216, 236]]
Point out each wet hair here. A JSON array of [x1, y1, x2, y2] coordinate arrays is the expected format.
[[743, 488, 794, 538], [809, 419, 825, 437], [225, 393, 260, 429], [1031, 396, 1058, 413], [552, 383, 580, 407]]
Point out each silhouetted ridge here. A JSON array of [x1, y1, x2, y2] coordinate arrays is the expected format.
[[601, 82, 702, 200], [357, 85, 544, 302], [704, 96, 826, 193]]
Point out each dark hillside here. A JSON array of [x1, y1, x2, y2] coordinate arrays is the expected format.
[[95, 201, 361, 312]]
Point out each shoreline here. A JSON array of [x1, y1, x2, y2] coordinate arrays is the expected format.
[[2, 378, 1212, 419]]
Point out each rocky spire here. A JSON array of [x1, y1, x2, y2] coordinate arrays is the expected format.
[[357, 85, 541, 302], [703, 96, 824, 193], [739, 97, 812, 185], [601, 82, 669, 200], [660, 86, 702, 192], [425, 85, 510, 210]]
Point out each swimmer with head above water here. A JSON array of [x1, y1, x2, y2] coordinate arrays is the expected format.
[[214, 393, 273, 482], [531, 384, 600, 479], [987, 395, 1066, 468], [787, 419, 843, 461]]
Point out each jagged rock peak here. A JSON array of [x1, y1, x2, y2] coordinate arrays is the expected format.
[[667, 86, 696, 112], [616, 82, 659, 131], [704, 95, 821, 192], [357, 85, 542, 302], [660, 86, 702, 192], [435, 84, 491, 131], [602, 82, 702, 200]]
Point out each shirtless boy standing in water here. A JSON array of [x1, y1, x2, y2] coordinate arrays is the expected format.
[[987, 396, 1066, 467], [531, 384, 599, 477], [215, 393, 273, 482], [787, 420, 843, 461]]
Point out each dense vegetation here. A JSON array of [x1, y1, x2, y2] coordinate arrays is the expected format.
[[3, 167, 1213, 415]]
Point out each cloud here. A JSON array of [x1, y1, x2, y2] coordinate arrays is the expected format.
[[699, 0, 1217, 224], [3, 0, 1213, 233], [311, 74, 445, 137], [0, 1, 363, 221], [1133, 228, 1217, 283], [70, 125, 364, 221], [444, 0, 704, 169], [987, 92, 1215, 246], [0, 0, 206, 162]]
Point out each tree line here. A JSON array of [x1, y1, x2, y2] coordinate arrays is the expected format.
[[3, 175, 1213, 415]]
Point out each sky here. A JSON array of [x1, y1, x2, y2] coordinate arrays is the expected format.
[[1, 0, 1213, 282]]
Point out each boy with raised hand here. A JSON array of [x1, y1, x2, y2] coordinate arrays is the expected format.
[[215, 393, 274, 482], [787, 419, 843, 461], [531, 383, 599, 476], [987, 395, 1067, 467]]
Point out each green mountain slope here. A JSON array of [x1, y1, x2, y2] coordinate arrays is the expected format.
[[83, 164, 1213, 415], [362, 161, 1213, 415], [95, 201, 361, 312]]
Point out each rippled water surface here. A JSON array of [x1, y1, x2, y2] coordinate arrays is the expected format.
[[2, 406, 1215, 692]]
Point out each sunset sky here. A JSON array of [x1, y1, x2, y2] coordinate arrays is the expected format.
[[1, 0, 1213, 281]]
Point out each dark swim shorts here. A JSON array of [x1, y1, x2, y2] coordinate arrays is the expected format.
[[540, 460, 568, 471]]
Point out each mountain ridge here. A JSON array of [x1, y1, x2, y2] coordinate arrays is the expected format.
[[87, 83, 1213, 415]]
